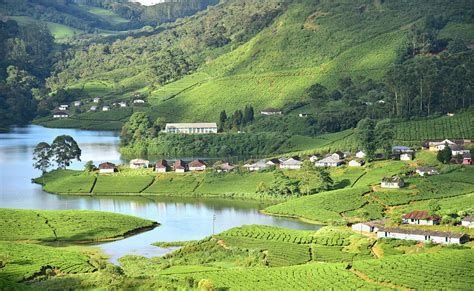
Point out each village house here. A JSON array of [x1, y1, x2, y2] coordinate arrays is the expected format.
[[243, 160, 269, 171], [215, 162, 235, 173], [381, 177, 404, 188], [426, 139, 467, 152], [280, 157, 302, 170], [450, 144, 470, 156], [174, 160, 187, 173], [377, 227, 469, 245], [188, 160, 207, 171], [400, 152, 414, 161], [298, 113, 311, 117], [164, 123, 218, 134], [59, 104, 69, 111], [129, 159, 150, 169], [355, 150, 366, 159], [155, 159, 168, 173], [348, 159, 365, 167], [73, 101, 82, 107], [333, 151, 345, 160], [315, 155, 343, 167], [402, 210, 440, 225], [90, 106, 97, 111], [461, 216, 474, 228], [93, 97, 100, 103], [53, 111, 69, 118], [266, 158, 281, 167], [98, 162, 116, 174], [133, 99, 145, 104], [260, 108, 282, 115], [392, 146, 414, 160], [415, 166, 439, 176], [118, 101, 127, 108], [102, 106, 110, 111], [309, 155, 321, 163], [463, 152, 472, 165], [351, 220, 385, 233]]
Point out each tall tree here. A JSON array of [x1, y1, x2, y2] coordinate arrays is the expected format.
[[32, 142, 52, 174], [437, 143, 452, 164], [51, 135, 82, 169], [375, 120, 394, 159], [357, 118, 376, 161], [218, 110, 227, 132]]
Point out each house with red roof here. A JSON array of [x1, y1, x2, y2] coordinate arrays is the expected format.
[[402, 210, 440, 225]]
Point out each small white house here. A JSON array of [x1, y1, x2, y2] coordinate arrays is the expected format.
[[381, 177, 404, 188], [461, 216, 474, 228], [428, 139, 456, 151], [129, 159, 150, 169], [348, 159, 365, 167], [59, 105, 69, 111], [355, 151, 366, 159], [93, 97, 100, 103], [118, 101, 127, 108], [243, 160, 269, 171], [155, 160, 168, 173], [400, 152, 414, 161], [133, 99, 145, 104], [309, 155, 321, 162], [298, 113, 311, 118], [260, 108, 282, 115], [450, 145, 470, 156], [215, 162, 235, 173], [102, 106, 110, 111], [377, 227, 469, 245], [53, 112, 69, 118], [73, 101, 82, 107], [415, 167, 439, 176], [280, 158, 302, 170], [98, 162, 116, 174], [402, 210, 440, 225], [174, 160, 187, 173], [315, 155, 343, 167], [90, 106, 97, 111], [188, 160, 206, 171], [351, 220, 384, 233]]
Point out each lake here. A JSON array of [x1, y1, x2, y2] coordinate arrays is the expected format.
[[0, 125, 320, 263]]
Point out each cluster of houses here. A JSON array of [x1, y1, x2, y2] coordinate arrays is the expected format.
[[352, 211, 473, 245], [52, 97, 146, 118], [424, 139, 472, 165], [98, 159, 214, 174]]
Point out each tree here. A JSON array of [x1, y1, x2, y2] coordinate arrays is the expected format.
[[84, 160, 96, 172], [33, 142, 52, 174], [428, 200, 441, 214], [218, 110, 227, 132], [437, 143, 452, 164], [375, 120, 394, 159], [51, 135, 82, 169], [357, 118, 376, 161], [268, 171, 300, 196], [121, 112, 152, 145], [232, 110, 243, 130], [316, 167, 334, 191], [243, 105, 254, 125]]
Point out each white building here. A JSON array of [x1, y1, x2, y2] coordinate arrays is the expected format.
[[351, 220, 385, 233], [98, 162, 116, 174], [415, 167, 439, 176], [129, 159, 150, 169], [260, 108, 282, 115], [73, 101, 82, 107], [102, 106, 110, 111], [315, 155, 343, 167], [461, 216, 474, 228], [280, 158, 302, 170], [59, 105, 69, 111], [377, 227, 469, 245], [155, 160, 168, 173], [243, 160, 269, 171], [118, 101, 127, 108], [53, 112, 69, 118], [90, 106, 97, 111], [188, 160, 207, 171], [309, 155, 321, 162], [381, 177, 404, 188], [133, 99, 145, 104], [400, 153, 413, 161], [93, 97, 100, 103], [355, 151, 366, 159], [165, 123, 218, 134], [348, 159, 364, 167], [174, 160, 187, 173], [402, 210, 440, 225]]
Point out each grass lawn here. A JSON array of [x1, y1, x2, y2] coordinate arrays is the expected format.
[[93, 175, 155, 194], [0, 209, 157, 242]]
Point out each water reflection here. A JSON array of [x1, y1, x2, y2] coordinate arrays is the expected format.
[[0, 125, 320, 263]]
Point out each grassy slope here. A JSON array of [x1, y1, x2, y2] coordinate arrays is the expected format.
[[0, 208, 157, 242], [9, 16, 82, 41]]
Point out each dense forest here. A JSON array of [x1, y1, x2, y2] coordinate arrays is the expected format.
[[0, 19, 54, 130]]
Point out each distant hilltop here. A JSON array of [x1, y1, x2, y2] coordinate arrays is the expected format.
[[129, 0, 169, 6]]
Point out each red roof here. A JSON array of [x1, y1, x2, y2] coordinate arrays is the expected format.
[[99, 162, 116, 169], [402, 210, 440, 221], [155, 159, 168, 168], [189, 160, 206, 167], [174, 159, 186, 169]]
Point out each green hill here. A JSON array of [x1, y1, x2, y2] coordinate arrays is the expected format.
[[46, 0, 473, 124]]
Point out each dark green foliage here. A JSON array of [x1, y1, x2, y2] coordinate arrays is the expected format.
[[356, 118, 376, 160], [51, 135, 82, 169], [33, 142, 52, 174], [437, 144, 452, 164], [121, 112, 153, 145]]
